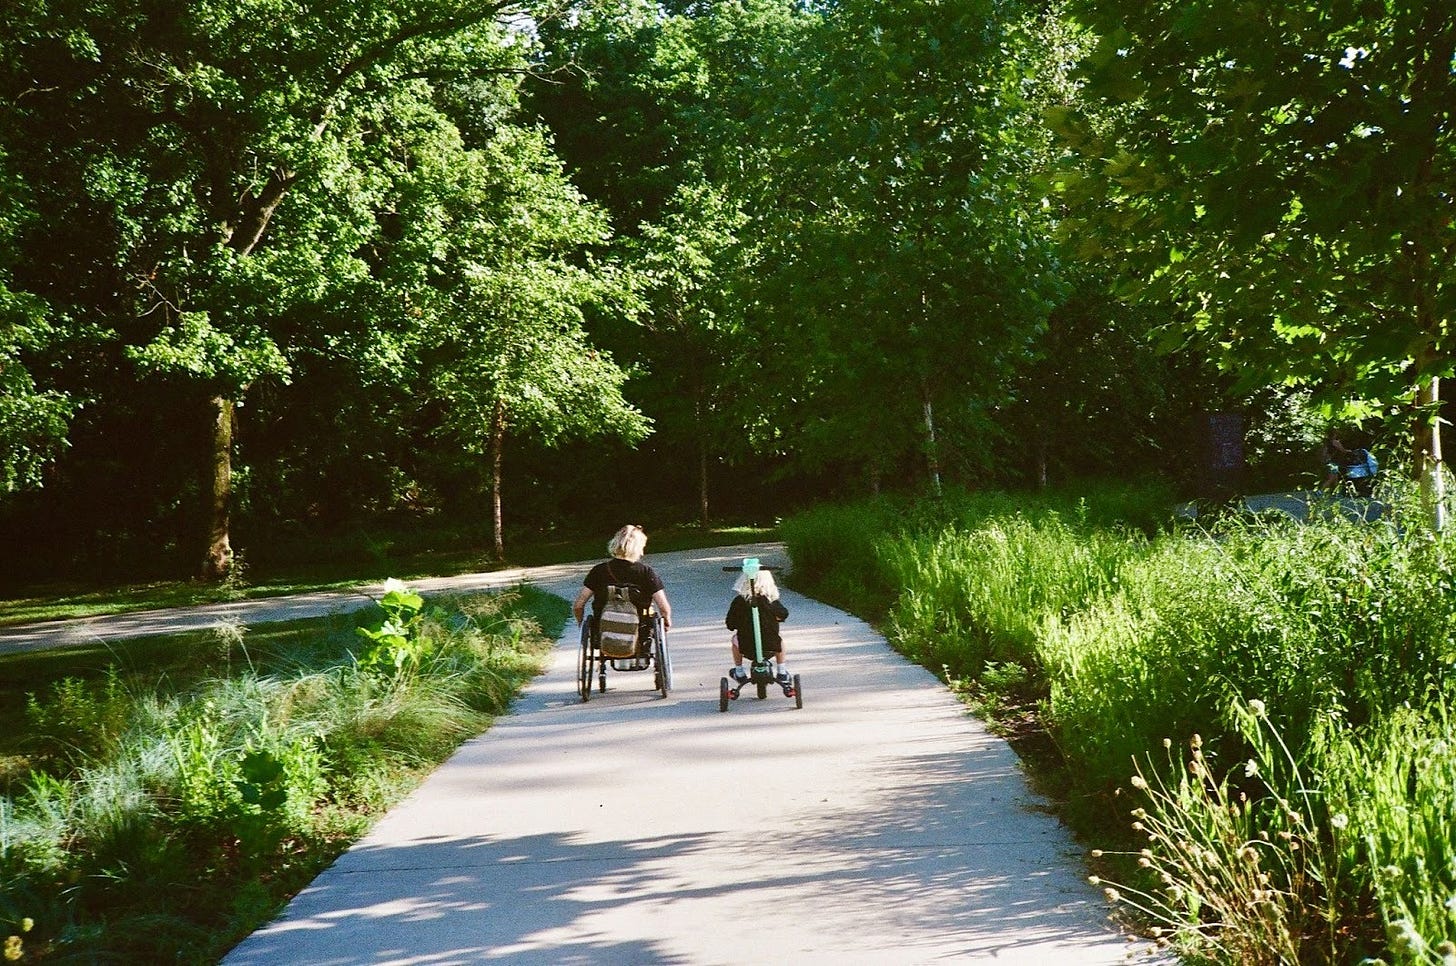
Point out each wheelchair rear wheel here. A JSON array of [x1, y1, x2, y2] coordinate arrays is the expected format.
[[653, 616, 671, 697], [577, 622, 593, 703]]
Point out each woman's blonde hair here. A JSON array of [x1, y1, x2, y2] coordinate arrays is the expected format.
[[733, 569, 779, 601], [608, 524, 647, 562]]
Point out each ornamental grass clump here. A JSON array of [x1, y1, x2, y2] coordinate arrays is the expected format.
[[1094, 700, 1349, 964], [0, 583, 561, 963], [1322, 704, 1456, 963], [880, 513, 1144, 682]]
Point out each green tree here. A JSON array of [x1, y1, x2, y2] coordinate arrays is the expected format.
[[404, 125, 649, 561], [531, 0, 811, 520], [746, 0, 1063, 491], [1054, 0, 1456, 519], [0, 148, 73, 494], [623, 180, 747, 524], [2, 0, 567, 577]]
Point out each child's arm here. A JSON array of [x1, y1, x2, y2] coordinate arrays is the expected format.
[[726, 595, 744, 630]]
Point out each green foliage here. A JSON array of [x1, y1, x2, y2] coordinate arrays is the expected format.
[[0, 142, 74, 495], [24, 669, 132, 769], [1054, 0, 1456, 449], [353, 578, 431, 674], [883, 513, 1144, 681], [744, 0, 1066, 485], [786, 487, 1456, 960], [0, 585, 563, 961], [0, 0, 635, 576], [777, 498, 905, 616]]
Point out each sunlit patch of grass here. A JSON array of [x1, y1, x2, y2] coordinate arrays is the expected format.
[[782, 484, 1456, 961], [0, 585, 567, 962]]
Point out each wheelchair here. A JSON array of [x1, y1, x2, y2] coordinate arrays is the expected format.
[[578, 606, 672, 701]]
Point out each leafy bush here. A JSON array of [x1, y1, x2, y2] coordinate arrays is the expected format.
[[24, 669, 133, 769], [0, 583, 564, 962], [354, 579, 432, 674], [783, 485, 1456, 961]]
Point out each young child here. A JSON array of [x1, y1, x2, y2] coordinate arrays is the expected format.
[[725, 562, 791, 687]]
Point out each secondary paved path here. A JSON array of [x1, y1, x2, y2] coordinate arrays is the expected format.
[[210, 543, 1150, 965], [0, 566, 589, 653]]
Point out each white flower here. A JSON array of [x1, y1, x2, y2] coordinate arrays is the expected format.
[[1248, 698, 1267, 717], [1391, 919, 1421, 952], [1243, 759, 1259, 778], [1331, 813, 1350, 830]]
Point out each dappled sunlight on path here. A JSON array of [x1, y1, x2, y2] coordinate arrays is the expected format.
[[223, 544, 1159, 964]]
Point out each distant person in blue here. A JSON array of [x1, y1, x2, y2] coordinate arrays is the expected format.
[[1322, 431, 1378, 498]]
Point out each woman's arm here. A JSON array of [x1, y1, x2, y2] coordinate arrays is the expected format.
[[572, 586, 593, 624], [652, 589, 672, 630]]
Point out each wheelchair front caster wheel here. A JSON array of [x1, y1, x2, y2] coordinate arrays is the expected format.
[[719, 677, 730, 712], [793, 674, 803, 709]]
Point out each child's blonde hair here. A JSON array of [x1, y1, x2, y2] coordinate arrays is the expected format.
[[733, 569, 779, 600], [608, 524, 647, 562]]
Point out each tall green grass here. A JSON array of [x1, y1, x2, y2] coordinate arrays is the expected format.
[[0, 585, 566, 963], [784, 484, 1456, 962]]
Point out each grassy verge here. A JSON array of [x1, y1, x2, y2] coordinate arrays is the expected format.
[[0, 583, 568, 963], [0, 523, 774, 627], [782, 482, 1456, 963]]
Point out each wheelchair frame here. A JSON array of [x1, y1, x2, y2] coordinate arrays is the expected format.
[[578, 608, 671, 701]]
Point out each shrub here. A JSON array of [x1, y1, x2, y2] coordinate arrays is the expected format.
[[0, 584, 563, 962], [783, 483, 1456, 962], [24, 669, 133, 770]]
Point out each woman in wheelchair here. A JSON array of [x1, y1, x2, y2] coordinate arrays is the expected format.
[[572, 524, 673, 634], [726, 567, 790, 688]]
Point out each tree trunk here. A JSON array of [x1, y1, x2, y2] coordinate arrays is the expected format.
[[695, 385, 710, 526], [921, 379, 942, 496], [1414, 374, 1446, 530], [699, 439, 711, 527], [491, 398, 507, 563], [201, 394, 234, 580], [1035, 438, 1049, 490]]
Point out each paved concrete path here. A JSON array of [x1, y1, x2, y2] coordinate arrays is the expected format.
[[214, 543, 1146, 965]]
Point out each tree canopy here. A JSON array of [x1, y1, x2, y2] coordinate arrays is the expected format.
[[1052, 0, 1456, 508], [3, 0, 1443, 582]]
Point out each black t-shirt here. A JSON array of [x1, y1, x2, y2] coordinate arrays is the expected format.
[[725, 594, 789, 652], [583, 558, 665, 616]]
